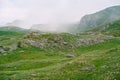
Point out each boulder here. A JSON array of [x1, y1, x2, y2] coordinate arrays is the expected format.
[[65, 54, 75, 58], [63, 42, 68, 45], [0, 46, 5, 54], [80, 66, 96, 71], [9, 45, 17, 52]]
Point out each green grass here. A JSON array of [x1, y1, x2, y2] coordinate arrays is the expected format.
[[0, 29, 120, 80], [0, 38, 120, 80], [0, 31, 25, 47], [77, 39, 120, 54], [89, 20, 120, 37]]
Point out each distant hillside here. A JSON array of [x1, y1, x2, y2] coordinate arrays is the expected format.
[[90, 20, 120, 37], [0, 26, 29, 33], [78, 5, 120, 31]]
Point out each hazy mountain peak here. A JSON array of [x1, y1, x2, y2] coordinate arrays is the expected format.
[[79, 5, 120, 31]]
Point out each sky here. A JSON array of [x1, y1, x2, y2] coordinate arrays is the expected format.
[[0, 0, 120, 29]]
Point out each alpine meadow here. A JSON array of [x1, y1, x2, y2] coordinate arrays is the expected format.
[[0, 0, 120, 80]]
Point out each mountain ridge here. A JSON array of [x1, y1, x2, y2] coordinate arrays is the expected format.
[[78, 5, 120, 31]]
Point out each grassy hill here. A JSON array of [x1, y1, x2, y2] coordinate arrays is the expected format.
[[0, 38, 120, 80], [89, 20, 120, 37], [0, 26, 28, 33], [0, 29, 120, 80], [0, 26, 29, 50]]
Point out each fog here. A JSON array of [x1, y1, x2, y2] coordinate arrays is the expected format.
[[0, 0, 120, 32]]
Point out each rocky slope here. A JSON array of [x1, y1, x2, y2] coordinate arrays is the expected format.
[[78, 5, 120, 31]]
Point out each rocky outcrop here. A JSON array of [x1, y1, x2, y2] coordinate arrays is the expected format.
[[21, 32, 77, 50], [19, 32, 114, 51], [77, 34, 114, 46]]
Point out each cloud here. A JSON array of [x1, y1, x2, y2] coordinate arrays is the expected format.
[[0, 0, 120, 29], [0, 0, 28, 25]]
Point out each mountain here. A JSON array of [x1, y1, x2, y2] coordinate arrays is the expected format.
[[78, 5, 120, 31]]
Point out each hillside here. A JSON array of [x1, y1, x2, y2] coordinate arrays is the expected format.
[[89, 20, 120, 37], [0, 31, 120, 80], [0, 15, 120, 80], [0, 26, 29, 33], [0, 5, 120, 80], [78, 5, 120, 31], [0, 26, 29, 51]]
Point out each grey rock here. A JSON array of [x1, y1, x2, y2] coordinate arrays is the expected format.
[[65, 54, 75, 58], [63, 42, 68, 45], [0, 46, 5, 54], [80, 67, 96, 71], [9, 45, 17, 52]]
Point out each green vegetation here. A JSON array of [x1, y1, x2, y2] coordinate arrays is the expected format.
[[0, 26, 28, 47], [0, 26, 28, 33], [89, 20, 120, 37], [0, 28, 120, 80], [0, 38, 120, 80], [0, 11, 120, 79]]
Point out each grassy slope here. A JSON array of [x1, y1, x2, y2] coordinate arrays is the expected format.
[[0, 31, 22, 45], [0, 26, 28, 47], [0, 23, 120, 80], [0, 33, 120, 80], [89, 20, 120, 37]]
